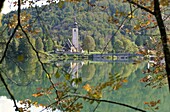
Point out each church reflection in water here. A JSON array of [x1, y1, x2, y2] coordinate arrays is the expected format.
[[67, 62, 84, 87]]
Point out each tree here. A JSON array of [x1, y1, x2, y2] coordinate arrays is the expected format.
[[113, 40, 124, 53], [123, 0, 170, 91], [18, 38, 36, 58], [81, 63, 96, 81], [0, 0, 5, 13], [82, 35, 96, 53], [6, 38, 19, 57]]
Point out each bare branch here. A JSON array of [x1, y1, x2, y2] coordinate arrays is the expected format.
[[64, 94, 146, 112], [126, 0, 155, 15], [0, 73, 19, 111], [0, 1, 22, 111], [102, 8, 137, 54], [0, 68, 32, 86], [93, 102, 100, 112], [0, 25, 18, 63], [20, 25, 58, 88], [154, 0, 170, 92]]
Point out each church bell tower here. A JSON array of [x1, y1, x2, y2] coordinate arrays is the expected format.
[[72, 16, 79, 52]]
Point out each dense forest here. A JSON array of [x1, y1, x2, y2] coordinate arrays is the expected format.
[[0, 0, 158, 56]]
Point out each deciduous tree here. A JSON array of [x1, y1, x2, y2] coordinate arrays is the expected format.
[[82, 35, 96, 53]]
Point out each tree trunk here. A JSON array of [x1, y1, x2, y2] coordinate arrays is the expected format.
[[0, 0, 5, 12], [154, 0, 170, 91]]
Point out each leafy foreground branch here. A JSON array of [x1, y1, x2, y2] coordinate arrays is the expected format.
[[63, 94, 146, 112], [0, 0, 60, 111], [39, 93, 146, 112], [31, 74, 146, 112], [126, 0, 170, 91]]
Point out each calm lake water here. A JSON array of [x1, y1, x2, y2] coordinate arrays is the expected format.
[[0, 59, 169, 112]]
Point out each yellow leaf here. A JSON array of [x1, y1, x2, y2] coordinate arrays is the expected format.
[[122, 79, 128, 83], [83, 84, 91, 92], [125, 29, 130, 33], [58, 1, 64, 8], [92, 92, 102, 99], [134, 24, 140, 30], [128, 12, 135, 18], [146, 21, 150, 25], [46, 74, 51, 79], [160, 0, 169, 6], [65, 74, 70, 80], [115, 10, 119, 17]]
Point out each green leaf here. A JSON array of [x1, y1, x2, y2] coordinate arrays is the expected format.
[[71, 78, 76, 84], [72, 77, 82, 84], [55, 70, 60, 78], [78, 77, 82, 83], [58, 1, 64, 8], [65, 74, 70, 80]]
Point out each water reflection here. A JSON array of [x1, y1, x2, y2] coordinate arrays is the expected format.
[[69, 62, 84, 79], [0, 60, 170, 112]]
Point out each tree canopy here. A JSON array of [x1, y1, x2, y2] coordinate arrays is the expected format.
[[82, 35, 96, 53]]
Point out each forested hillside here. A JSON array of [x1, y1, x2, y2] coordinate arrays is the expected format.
[[1, 0, 157, 54]]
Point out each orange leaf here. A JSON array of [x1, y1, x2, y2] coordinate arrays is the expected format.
[[83, 84, 92, 92], [144, 102, 149, 104], [122, 79, 128, 83], [32, 92, 43, 97]]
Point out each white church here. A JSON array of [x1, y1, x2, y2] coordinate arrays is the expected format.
[[63, 16, 83, 53]]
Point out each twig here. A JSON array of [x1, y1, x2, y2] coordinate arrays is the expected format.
[[93, 102, 100, 112], [0, 73, 19, 111], [0, 25, 18, 63], [19, 24, 59, 96], [0, 1, 22, 111], [64, 97, 79, 111], [0, 68, 32, 86], [39, 101, 57, 112], [126, 0, 155, 15], [64, 94, 146, 112]]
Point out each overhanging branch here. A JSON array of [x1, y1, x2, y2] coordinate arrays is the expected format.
[[63, 94, 146, 112], [0, 73, 19, 111], [127, 0, 155, 15]]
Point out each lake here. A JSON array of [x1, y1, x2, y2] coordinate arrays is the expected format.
[[0, 59, 169, 112]]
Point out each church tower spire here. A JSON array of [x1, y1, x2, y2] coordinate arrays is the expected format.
[[73, 13, 78, 28], [72, 12, 79, 52]]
